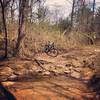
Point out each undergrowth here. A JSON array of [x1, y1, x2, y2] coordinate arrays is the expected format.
[[0, 22, 98, 57]]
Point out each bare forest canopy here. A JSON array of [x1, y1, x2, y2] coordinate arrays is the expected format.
[[0, 0, 100, 58]]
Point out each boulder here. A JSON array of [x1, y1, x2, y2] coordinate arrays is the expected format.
[[8, 74, 17, 81], [72, 60, 82, 67], [42, 71, 51, 75], [71, 72, 81, 79], [0, 67, 13, 81]]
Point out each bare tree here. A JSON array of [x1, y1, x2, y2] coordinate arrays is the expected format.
[[9, 0, 17, 22], [71, 0, 75, 28], [93, 0, 96, 17], [0, 0, 11, 58], [92, 0, 96, 32], [35, 0, 47, 23], [14, 0, 26, 56]]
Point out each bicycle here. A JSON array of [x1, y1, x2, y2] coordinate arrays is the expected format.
[[43, 41, 58, 57]]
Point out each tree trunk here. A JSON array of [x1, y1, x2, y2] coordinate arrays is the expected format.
[[71, 0, 75, 28], [0, 1, 8, 58], [14, 0, 26, 56], [93, 0, 96, 17]]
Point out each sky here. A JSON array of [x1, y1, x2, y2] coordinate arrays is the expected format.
[[45, 0, 72, 17], [45, 0, 100, 18]]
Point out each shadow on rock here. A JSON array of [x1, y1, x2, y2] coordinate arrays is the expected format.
[[88, 74, 100, 99], [0, 83, 16, 100]]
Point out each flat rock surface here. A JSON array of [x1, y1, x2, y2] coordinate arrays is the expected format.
[[1, 76, 96, 100], [0, 46, 100, 100]]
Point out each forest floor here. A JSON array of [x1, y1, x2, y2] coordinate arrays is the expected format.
[[0, 46, 100, 100]]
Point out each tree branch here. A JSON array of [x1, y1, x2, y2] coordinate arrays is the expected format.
[[4, 0, 11, 7]]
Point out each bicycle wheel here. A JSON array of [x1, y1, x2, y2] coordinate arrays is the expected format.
[[46, 48, 58, 57]]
